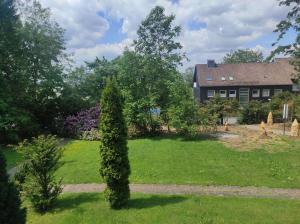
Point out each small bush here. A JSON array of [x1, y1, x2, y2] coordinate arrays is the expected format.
[[80, 129, 101, 141], [239, 101, 269, 124], [269, 92, 293, 121], [63, 105, 100, 138], [18, 135, 62, 212], [0, 150, 26, 224]]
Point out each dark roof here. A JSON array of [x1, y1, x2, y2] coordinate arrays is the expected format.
[[195, 58, 295, 87]]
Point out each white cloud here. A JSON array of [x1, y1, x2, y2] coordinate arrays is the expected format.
[[39, 0, 109, 48], [38, 0, 292, 67], [71, 38, 133, 64]]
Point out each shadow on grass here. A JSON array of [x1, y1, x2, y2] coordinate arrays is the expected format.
[[128, 195, 187, 209], [129, 132, 218, 142], [52, 193, 99, 213], [51, 194, 186, 212]]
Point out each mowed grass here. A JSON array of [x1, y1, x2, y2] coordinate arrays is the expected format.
[[27, 193, 300, 224], [56, 137, 300, 188], [1, 146, 23, 169]]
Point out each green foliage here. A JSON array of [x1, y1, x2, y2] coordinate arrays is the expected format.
[[167, 74, 198, 135], [239, 101, 269, 124], [99, 79, 130, 209], [0, 0, 72, 142], [117, 50, 154, 133], [80, 129, 101, 141], [269, 92, 293, 120], [223, 49, 264, 64], [270, 92, 300, 121], [0, 99, 39, 142], [123, 6, 186, 134], [0, 149, 26, 224], [18, 135, 62, 212], [134, 6, 183, 65], [182, 67, 194, 87], [205, 95, 239, 119], [269, 0, 299, 80]]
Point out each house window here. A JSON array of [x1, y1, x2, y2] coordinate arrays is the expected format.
[[252, 89, 260, 98], [292, 83, 299, 92], [221, 76, 226, 81], [229, 90, 236, 98], [229, 76, 234, 80], [219, 90, 227, 98], [262, 89, 270, 97], [206, 75, 213, 81], [274, 89, 282, 95], [207, 90, 215, 98]]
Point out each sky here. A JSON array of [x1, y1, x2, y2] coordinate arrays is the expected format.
[[38, 0, 296, 69]]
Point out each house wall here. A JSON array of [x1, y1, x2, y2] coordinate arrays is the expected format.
[[198, 85, 293, 103]]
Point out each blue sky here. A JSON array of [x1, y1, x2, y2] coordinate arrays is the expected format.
[[39, 0, 297, 68]]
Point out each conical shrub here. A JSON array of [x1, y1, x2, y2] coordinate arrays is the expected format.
[[99, 78, 130, 209]]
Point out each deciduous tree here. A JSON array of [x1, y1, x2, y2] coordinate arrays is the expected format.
[[223, 49, 264, 64], [269, 0, 300, 80]]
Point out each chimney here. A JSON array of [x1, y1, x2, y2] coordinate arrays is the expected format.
[[207, 59, 217, 68]]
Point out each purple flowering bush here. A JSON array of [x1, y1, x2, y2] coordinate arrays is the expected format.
[[63, 105, 100, 138]]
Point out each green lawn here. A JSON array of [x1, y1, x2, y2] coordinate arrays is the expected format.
[[56, 137, 300, 188], [1, 146, 23, 169], [27, 193, 300, 224]]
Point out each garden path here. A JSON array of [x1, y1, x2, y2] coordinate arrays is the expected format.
[[63, 183, 300, 200]]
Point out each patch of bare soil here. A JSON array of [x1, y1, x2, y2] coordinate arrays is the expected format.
[[217, 125, 300, 152]]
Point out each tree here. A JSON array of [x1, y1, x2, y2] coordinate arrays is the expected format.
[[204, 95, 239, 124], [0, 150, 26, 224], [19, 0, 67, 130], [18, 135, 62, 212], [120, 6, 186, 132], [99, 79, 130, 209], [83, 57, 119, 105], [269, 0, 300, 80], [182, 67, 194, 87], [0, 0, 70, 143], [167, 73, 198, 135], [239, 101, 269, 124], [0, 0, 37, 143], [223, 49, 264, 64]]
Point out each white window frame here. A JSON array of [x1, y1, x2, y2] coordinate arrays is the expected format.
[[221, 76, 226, 81], [252, 89, 260, 98], [229, 76, 234, 81], [274, 89, 282, 95], [219, 90, 227, 98], [262, 89, 270, 97], [229, 90, 236, 98], [207, 90, 215, 98]]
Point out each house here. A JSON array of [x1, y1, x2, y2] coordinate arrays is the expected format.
[[193, 58, 299, 104]]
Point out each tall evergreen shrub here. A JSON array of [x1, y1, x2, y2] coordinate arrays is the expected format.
[[99, 79, 130, 209], [0, 150, 26, 224]]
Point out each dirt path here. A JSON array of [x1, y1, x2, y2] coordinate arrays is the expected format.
[[63, 183, 300, 200]]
